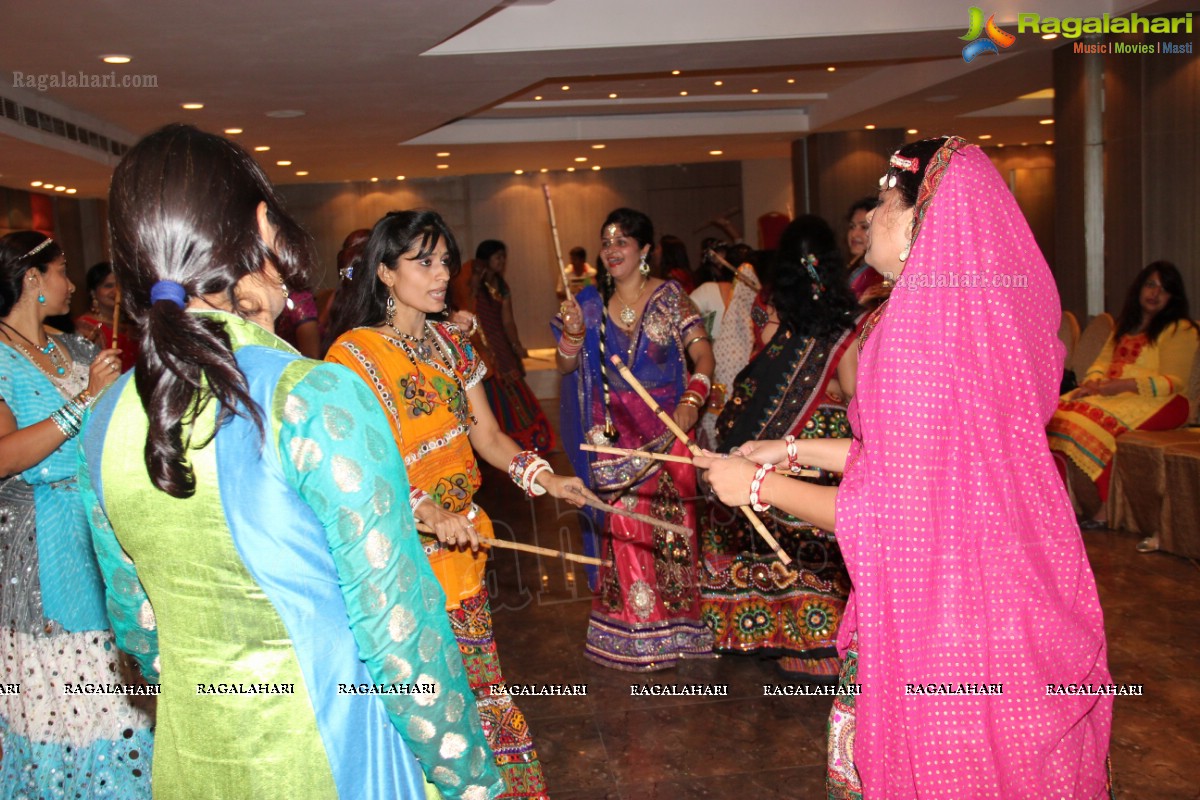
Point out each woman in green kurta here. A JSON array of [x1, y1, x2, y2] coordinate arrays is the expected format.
[[79, 124, 505, 799]]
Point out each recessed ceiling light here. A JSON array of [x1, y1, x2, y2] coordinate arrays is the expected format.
[[709, 150, 723, 156], [514, 169, 524, 175], [1021, 142, 1028, 146], [101, 55, 131, 64], [574, 157, 587, 162], [679, 90, 688, 96], [437, 165, 449, 170], [713, 80, 723, 86], [1039, 118, 1054, 125], [907, 128, 919, 134], [591, 165, 601, 171], [370, 177, 379, 182], [30, 181, 42, 187], [254, 146, 270, 152], [827, 66, 836, 72], [295, 171, 309, 176], [1042, 33, 1058, 40], [591, 144, 606, 149], [1045, 140, 1054, 146], [609, 92, 618, 98], [224, 128, 243, 135], [534, 95, 543, 101], [864, 124, 876, 130], [566, 167, 576, 172], [750, 89, 759, 94], [396, 175, 406, 180], [997, 143, 1005, 148], [181, 103, 204, 110], [787, 78, 796, 84], [539, 168, 548, 173], [561, 85, 570, 91], [978, 134, 992, 140], [265, 109, 305, 118], [65, 188, 77, 194], [436, 152, 450, 157], [54, 185, 66, 191], [671, 70, 681, 75], [276, 160, 292, 166]]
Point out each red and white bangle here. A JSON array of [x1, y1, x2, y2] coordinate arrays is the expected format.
[[557, 335, 583, 358], [784, 435, 800, 472], [509, 450, 553, 497], [409, 487, 432, 514], [749, 463, 775, 512], [687, 374, 712, 402]]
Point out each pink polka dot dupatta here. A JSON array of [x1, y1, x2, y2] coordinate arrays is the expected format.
[[835, 142, 1113, 798]]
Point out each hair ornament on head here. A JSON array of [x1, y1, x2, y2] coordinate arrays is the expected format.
[[888, 154, 921, 173], [804, 253, 825, 300], [338, 264, 354, 281], [605, 223, 621, 238], [22, 237, 55, 260], [149, 280, 187, 308]]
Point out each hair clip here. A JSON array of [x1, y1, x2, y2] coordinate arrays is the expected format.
[[339, 264, 354, 281], [22, 237, 54, 259], [888, 153, 921, 173]]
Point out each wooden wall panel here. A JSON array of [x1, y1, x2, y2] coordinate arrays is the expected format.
[[1141, 49, 1200, 307], [1053, 43, 1088, 322]]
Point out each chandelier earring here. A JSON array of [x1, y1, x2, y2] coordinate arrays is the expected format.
[[385, 294, 396, 326], [638, 254, 650, 278]]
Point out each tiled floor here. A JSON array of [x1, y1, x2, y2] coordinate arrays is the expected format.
[[479, 390, 1200, 798]]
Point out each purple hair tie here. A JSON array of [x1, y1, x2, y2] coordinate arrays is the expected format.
[[149, 280, 187, 308]]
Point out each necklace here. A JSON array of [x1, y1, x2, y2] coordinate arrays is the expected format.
[[0, 320, 68, 376], [388, 321, 433, 361], [616, 278, 648, 327]]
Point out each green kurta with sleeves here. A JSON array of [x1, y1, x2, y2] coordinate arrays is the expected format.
[[79, 311, 505, 800]]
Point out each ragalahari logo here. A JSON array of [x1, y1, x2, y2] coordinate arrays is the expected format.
[[961, 7, 1016, 62]]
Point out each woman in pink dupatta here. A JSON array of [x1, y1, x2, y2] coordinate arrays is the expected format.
[[698, 137, 1112, 799]]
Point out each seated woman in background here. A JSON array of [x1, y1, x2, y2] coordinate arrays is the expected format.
[[75, 260, 139, 370], [699, 214, 862, 684], [1049, 260, 1197, 547]]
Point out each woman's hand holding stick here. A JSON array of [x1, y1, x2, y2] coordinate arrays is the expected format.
[[606, 354, 792, 565]]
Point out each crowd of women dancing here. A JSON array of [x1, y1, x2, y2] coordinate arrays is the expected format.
[[5, 125, 1185, 798]]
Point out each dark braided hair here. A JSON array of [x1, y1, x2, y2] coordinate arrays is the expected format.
[[108, 124, 315, 498], [595, 208, 653, 441]]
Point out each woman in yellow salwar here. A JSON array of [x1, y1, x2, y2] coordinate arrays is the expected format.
[[327, 209, 592, 800], [1049, 261, 1197, 549]]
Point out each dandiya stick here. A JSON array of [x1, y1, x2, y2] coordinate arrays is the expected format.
[[415, 522, 608, 567], [110, 286, 122, 348], [541, 184, 573, 297], [705, 250, 759, 291], [582, 443, 819, 478], [607, 354, 792, 565], [581, 442, 694, 465], [578, 493, 692, 537]]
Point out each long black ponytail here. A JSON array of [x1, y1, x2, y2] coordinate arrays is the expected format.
[[108, 124, 315, 498]]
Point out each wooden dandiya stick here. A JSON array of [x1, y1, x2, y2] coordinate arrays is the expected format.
[[415, 521, 609, 567], [541, 184, 574, 297], [581, 443, 818, 478], [110, 286, 122, 348], [577, 493, 692, 537], [607, 354, 793, 565], [705, 250, 760, 291], [580, 442, 695, 465]]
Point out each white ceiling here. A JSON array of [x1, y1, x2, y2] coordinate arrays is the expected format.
[[0, 0, 1190, 199]]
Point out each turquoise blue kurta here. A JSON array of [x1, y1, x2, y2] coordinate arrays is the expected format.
[[79, 311, 505, 800]]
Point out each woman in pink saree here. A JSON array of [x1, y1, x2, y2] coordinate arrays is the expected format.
[[698, 137, 1112, 799]]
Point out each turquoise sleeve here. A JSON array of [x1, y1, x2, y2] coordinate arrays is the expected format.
[[275, 362, 504, 800], [77, 437, 161, 682]]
